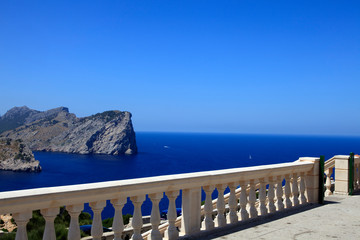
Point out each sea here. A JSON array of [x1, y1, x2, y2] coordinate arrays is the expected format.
[[1, 132, 359, 219]]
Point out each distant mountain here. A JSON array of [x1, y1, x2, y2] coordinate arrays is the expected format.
[[0, 106, 137, 155], [0, 106, 40, 133]]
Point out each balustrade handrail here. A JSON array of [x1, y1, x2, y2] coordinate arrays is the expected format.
[[324, 156, 336, 170]]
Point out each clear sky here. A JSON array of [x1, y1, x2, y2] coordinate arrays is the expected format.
[[1, 1, 359, 136]]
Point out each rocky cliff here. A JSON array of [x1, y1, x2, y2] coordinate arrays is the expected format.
[[0, 107, 137, 155], [0, 138, 41, 172]]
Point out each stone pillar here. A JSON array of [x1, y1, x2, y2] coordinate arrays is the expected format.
[[180, 187, 201, 236], [334, 155, 351, 195], [299, 157, 320, 203]]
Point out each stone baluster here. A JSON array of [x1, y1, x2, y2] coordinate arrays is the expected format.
[[111, 198, 126, 240], [299, 172, 307, 204], [165, 191, 179, 240], [275, 176, 284, 211], [149, 193, 163, 240], [67, 204, 83, 240], [248, 180, 258, 218], [267, 177, 276, 213], [202, 185, 215, 230], [258, 178, 267, 216], [90, 200, 106, 240], [325, 168, 333, 196], [40, 208, 59, 240], [227, 182, 239, 224], [215, 184, 227, 227], [13, 211, 32, 240], [238, 182, 249, 221], [291, 173, 299, 206], [130, 195, 146, 240], [284, 174, 292, 209]]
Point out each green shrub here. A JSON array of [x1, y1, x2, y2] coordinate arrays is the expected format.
[[123, 214, 132, 225], [80, 230, 89, 238], [54, 224, 68, 240], [79, 212, 92, 226], [102, 217, 113, 228], [0, 232, 16, 240]]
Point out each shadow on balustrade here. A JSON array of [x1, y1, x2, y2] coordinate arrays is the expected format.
[[180, 202, 340, 240]]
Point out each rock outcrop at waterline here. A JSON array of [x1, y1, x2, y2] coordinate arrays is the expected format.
[[0, 106, 137, 155], [0, 138, 41, 172]]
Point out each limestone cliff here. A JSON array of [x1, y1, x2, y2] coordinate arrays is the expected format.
[[0, 107, 137, 155], [0, 138, 41, 172]]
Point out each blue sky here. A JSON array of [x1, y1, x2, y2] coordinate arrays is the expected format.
[[1, 1, 359, 135]]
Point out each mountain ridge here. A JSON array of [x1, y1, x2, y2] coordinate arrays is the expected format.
[[0, 106, 137, 155]]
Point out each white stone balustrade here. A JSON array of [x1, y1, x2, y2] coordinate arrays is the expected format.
[[324, 155, 360, 196], [0, 158, 319, 240]]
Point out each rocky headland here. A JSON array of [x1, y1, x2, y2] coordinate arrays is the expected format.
[[0, 138, 41, 172], [0, 106, 137, 155]]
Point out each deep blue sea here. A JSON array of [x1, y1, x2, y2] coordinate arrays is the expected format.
[[1, 132, 359, 219]]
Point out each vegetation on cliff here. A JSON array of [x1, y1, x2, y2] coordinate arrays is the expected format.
[[0, 138, 41, 172]]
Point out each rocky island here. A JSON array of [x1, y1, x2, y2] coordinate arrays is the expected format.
[[0, 106, 137, 155], [0, 138, 41, 172]]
